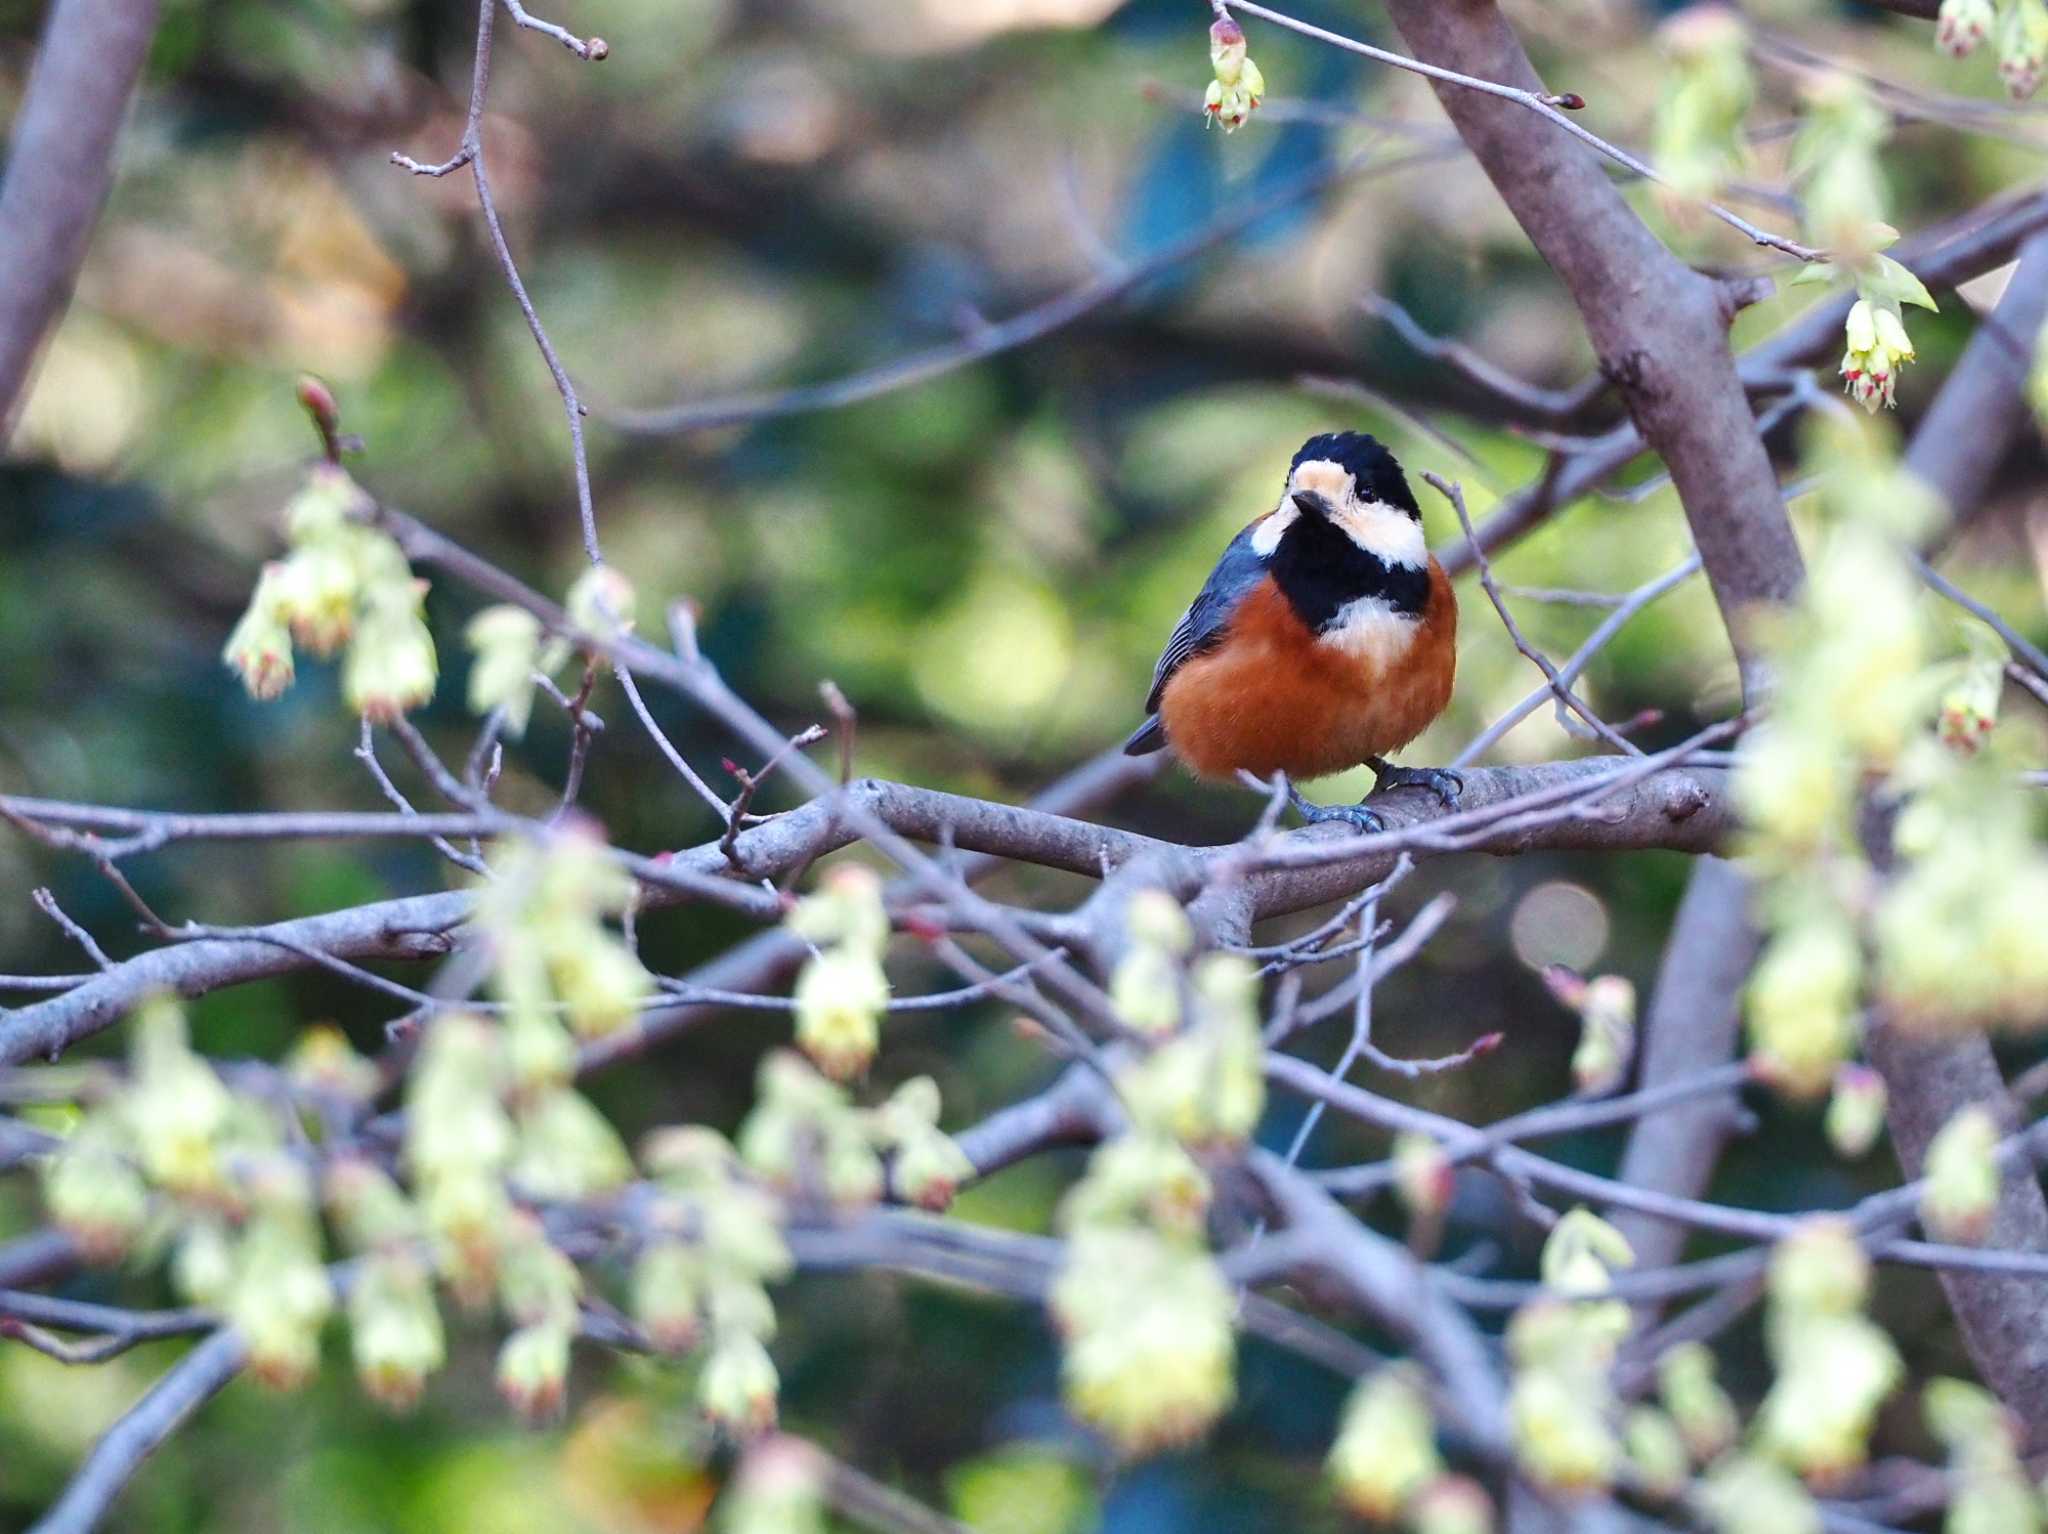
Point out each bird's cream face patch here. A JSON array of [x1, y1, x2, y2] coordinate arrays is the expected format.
[[1250, 505, 1297, 556], [1285, 458, 1427, 569], [1316, 595, 1422, 667]]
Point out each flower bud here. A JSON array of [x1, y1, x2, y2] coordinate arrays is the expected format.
[[705, 1274, 777, 1342], [324, 1157, 420, 1253], [343, 578, 437, 723], [349, 1252, 445, 1411], [548, 934, 651, 1039], [1825, 1063, 1888, 1159], [1540, 1209, 1634, 1300], [1659, 1343, 1738, 1462], [1327, 1366, 1440, 1520], [1923, 1105, 2000, 1243], [565, 563, 637, 645], [1624, 1407, 1691, 1499], [1408, 1476, 1494, 1534], [1757, 1313, 1901, 1479], [274, 543, 359, 657], [1059, 1132, 1211, 1238], [1394, 1132, 1454, 1223], [172, 1218, 237, 1307], [288, 1024, 380, 1102], [1510, 1368, 1616, 1494], [228, 1213, 335, 1390], [631, 1240, 704, 1353], [496, 1216, 583, 1331], [1109, 945, 1182, 1038], [41, 1129, 148, 1263], [1203, 16, 1265, 132], [2001, 0, 2048, 99], [792, 948, 889, 1081], [788, 865, 890, 954], [1697, 1454, 1821, 1534], [700, 1330, 780, 1435], [1924, 1377, 2014, 1452], [223, 563, 297, 700], [496, 1321, 572, 1422], [1938, 0, 1996, 57], [465, 605, 543, 738], [1053, 1228, 1234, 1454], [1746, 917, 1861, 1100], [701, 1188, 794, 1282], [1570, 975, 1636, 1095], [1768, 1217, 1869, 1316], [889, 1124, 975, 1211]]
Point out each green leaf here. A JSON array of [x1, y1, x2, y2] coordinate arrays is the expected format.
[[1790, 261, 1840, 289], [1862, 253, 1939, 312]]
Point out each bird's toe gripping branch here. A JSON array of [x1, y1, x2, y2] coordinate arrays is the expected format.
[[1367, 758, 1463, 811], [1285, 779, 1388, 836]]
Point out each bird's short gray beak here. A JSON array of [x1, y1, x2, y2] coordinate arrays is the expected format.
[[1292, 490, 1334, 518]]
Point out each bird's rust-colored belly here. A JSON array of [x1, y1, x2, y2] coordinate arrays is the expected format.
[[1158, 567, 1456, 781]]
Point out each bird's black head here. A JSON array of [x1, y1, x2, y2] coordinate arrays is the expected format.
[[1287, 431, 1421, 521], [1260, 430, 1430, 632]]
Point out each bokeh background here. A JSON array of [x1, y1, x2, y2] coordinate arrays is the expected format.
[[4, 0, 2048, 1528]]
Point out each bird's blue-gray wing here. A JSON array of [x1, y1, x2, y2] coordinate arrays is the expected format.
[[1123, 523, 1269, 756]]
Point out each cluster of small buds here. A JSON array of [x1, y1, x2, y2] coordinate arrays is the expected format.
[[1924, 1379, 2045, 1530], [478, 822, 652, 1076], [222, 457, 437, 719], [1506, 1212, 1635, 1494], [872, 1076, 975, 1210], [225, 1162, 336, 1389], [1121, 952, 1265, 1149], [1392, 1132, 1454, 1229], [1792, 74, 1892, 263], [1325, 1366, 1446, 1522], [787, 865, 891, 1080], [1109, 888, 1193, 1038], [1874, 753, 2048, 1030], [1743, 911, 1861, 1100], [1756, 1219, 1901, 1479], [1658, 1343, 1739, 1465], [511, 1085, 633, 1202], [490, 1212, 584, 1421], [38, 1002, 367, 1393], [1936, 633, 2004, 755], [634, 1123, 796, 1433], [1050, 1225, 1235, 1455], [404, 1013, 519, 1308], [739, 1050, 887, 1205], [1650, 6, 1754, 210], [1544, 969, 1636, 1095], [1923, 1105, 2001, 1243], [565, 563, 637, 646], [348, 1250, 445, 1411], [1203, 16, 1265, 133]]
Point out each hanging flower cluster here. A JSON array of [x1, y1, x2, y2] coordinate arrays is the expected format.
[[1735, 413, 2048, 1111], [1650, 6, 1755, 210], [223, 464, 436, 719], [1936, 0, 2048, 96], [1787, 74, 1940, 412], [1506, 1210, 1635, 1495], [1203, 15, 1266, 132], [464, 565, 638, 739], [786, 865, 892, 1080]]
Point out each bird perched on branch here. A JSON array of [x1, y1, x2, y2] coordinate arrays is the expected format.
[[1123, 431, 1460, 833]]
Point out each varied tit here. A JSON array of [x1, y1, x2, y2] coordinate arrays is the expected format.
[[1122, 431, 1461, 833]]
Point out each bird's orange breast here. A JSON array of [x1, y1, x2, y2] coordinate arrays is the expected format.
[[1159, 560, 1457, 781]]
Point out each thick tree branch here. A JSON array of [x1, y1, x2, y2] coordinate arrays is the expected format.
[[0, 0, 162, 435], [1605, 858, 1760, 1320]]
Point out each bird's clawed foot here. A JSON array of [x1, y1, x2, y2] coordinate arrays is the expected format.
[[1286, 779, 1386, 835], [1368, 757, 1463, 811]]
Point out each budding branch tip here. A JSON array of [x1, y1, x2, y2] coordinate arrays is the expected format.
[[1547, 92, 1587, 111]]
